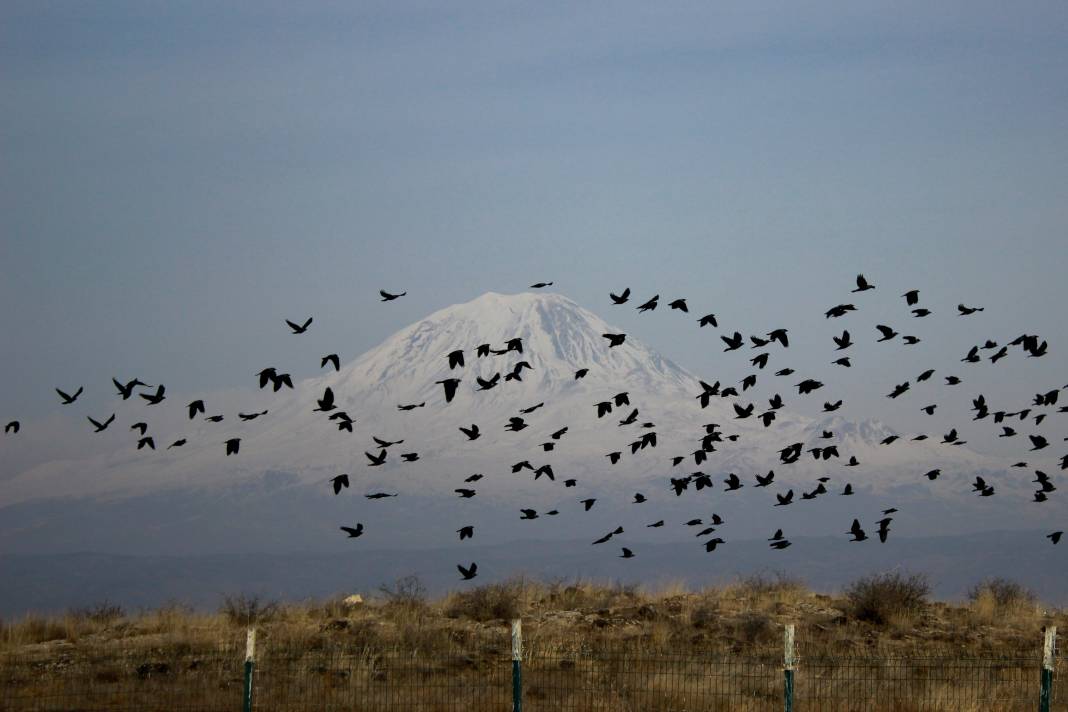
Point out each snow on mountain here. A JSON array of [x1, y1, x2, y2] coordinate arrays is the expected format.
[[1, 292, 1008, 512]]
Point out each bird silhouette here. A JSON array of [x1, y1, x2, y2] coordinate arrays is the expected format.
[[140, 385, 166, 405], [609, 288, 631, 304], [314, 387, 336, 412], [4, 421, 18, 434], [875, 325, 898, 342], [852, 274, 875, 292], [530, 282, 553, 288], [620, 547, 635, 559], [848, 519, 868, 542], [113, 378, 149, 400], [225, 438, 240, 455], [602, 333, 626, 348], [902, 290, 920, 305], [669, 298, 688, 312], [958, 304, 984, 315], [331, 474, 350, 495], [637, 295, 659, 312], [457, 562, 478, 580], [698, 314, 718, 327], [457, 526, 474, 540], [365, 450, 387, 466], [459, 424, 480, 441], [285, 317, 313, 334], [321, 354, 340, 371], [56, 387, 84, 405], [340, 524, 363, 538], [187, 400, 205, 419], [167, 439, 186, 449], [380, 290, 406, 301], [137, 436, 155, 450], [131, 422, 148, 436], [437, 378, 461, 403], [721, 332, 743, 351], [87, 414, 115, 433]]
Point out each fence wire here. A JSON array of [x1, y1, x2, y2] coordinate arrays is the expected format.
[[0, 637, 1065, 711]]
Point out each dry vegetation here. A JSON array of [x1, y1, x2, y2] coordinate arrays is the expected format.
[[1, 572, 1063, 711]]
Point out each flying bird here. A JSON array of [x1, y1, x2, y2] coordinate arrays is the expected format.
[[140, 385, 166, 405], [87, 414, 115, 433], [321, 354, 340, 371], [457, 562, 478, 580], [852, 274, 875, 292], [225, 438, 240, 456], [609, 288, 631, 304], [331, 474, 350, 495], [380, 290, 406, 301], [285, 317, 313, 334], [340, 524, 364, 538], [56, 387, 84, 405]]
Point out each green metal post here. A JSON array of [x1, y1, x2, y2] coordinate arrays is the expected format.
[[1040, 627, 1056, 712], [243, 627, 256, 712], [784, 624, 795, 712], [511, 619, 523, 712]]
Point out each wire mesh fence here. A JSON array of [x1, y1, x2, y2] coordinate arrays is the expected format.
[[0, 628, 1064, 711]]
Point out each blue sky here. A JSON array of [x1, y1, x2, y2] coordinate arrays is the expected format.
[[2, 1, 1066, 432]]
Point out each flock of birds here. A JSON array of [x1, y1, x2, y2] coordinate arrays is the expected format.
[[4, 280, 1066, 581]]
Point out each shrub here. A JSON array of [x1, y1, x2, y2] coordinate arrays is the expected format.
[[968, 578, 1036, 614], [445, 581, 525, 622], [219, 594, 280, 627], [70, 600, 125, 625], [377, 575, 427, 611], [844, 571, 930, 625], [734, 571, 806, 599]]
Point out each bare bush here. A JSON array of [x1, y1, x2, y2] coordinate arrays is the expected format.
[[845, 571, 930, 625], [445, 580, 525, 622], [219, 594, 280, 627], [968, 577, 1036, 617], [69, 601, 125, 625]]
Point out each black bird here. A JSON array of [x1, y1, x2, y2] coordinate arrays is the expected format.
[[285, 317, 313, 334], [903, 289, 920, 305], [464, 474, 483, 483], [269, 372, 293, 391], [459, 424, 480, 441], [457, 526, 474, 540], [131, 422, 148, 436], [824, 400, 843, 412], [113, 378, 149, 400], [530, 282, 553, 288], [841, 483, 854, 495], [4, 421, 19, 434], [669, 298, 688, 312], [580, 498, 596, 511], [825, 304, 856, 318], [400, 452, 420, 462], [770, 540, 792, 550], [1030, 435, 1049, 451], [912, 309, 932, 318], [776, 368, 795, 376], [704, 538, 725, 552], [331, 474, 350, 495], [916, 369, 935, 382], [187, 400, 205, 419], [607, 451, 622, 464], [476, 374, 501, 391], [609, 288, 631, 304], [575, 368, 589, 379], [848, 519, 868, 542], [620, 547, 635, 559], [373, 436, 404, 448], [56, 387, 84, 405], [903, 335, 921, 345], [618, 409, 639, 426], [167, 439, 186, 449], [796, 379, 823, 395], [379, 290, 406, 301], [551, 427, 569, 440], [958, 304, 984, 315], [455, 489, 476, 498], [256, 368, 277, 389], [595, 401, 613, 418], [340, 524, 364, 538], [137, 436, 155, 450], [602, 333, 626, 348], [721, 332, 744, 351], [87, 414, 115, 433], [437, 378, 461, 403], [945, 376, 962, 385], [520, 509, 539, 520], [139, 385, 166, 405], [833, 330, 853, 350], [775, 490, 794, 506], [321, 354, 340, 371], [924, 469, 940, 481], [476, 344, 491, 357], [457, 562, 478, 580], [875, 325, 898, 342], [225, 438, 240, 456], [637, 295, 659, 312], [505, 416, 527, 432], [397, 402, 425, 411], [1048, 532, 1063, 545], [888, 382, 910, 399], [647, 520, 664, 528], [733, 403, 754, 419], [314, 387, 336, 412], [698, 314, 718, 327], [921, 405, 937, 415], [852, 274, 875, 292], [724, 473, 743, 491], [751, 353, 769, 370], [239, 410, 268, 422], [365, 492, 398, 499], [365, 450, 387, 466], [755, 471, 775, 487], [633, 493, 647, 503], [832, 357, 851, 368], [876, 518, 892, 543], [445, 350, 465, 370]]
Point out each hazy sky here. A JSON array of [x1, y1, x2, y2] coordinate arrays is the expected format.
[[2, 1, 1066, 437]]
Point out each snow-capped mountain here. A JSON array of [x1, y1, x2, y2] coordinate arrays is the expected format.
[[0, 292, 1046, 554]]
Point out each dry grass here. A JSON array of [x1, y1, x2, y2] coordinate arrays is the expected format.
[[0, 575, 1063, 711]]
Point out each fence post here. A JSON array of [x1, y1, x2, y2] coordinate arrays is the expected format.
[[1040, 626, 1056, 712], [783, 623, 795, 712], [243, 627, 256, 712], [511, 618, 523, 712]]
